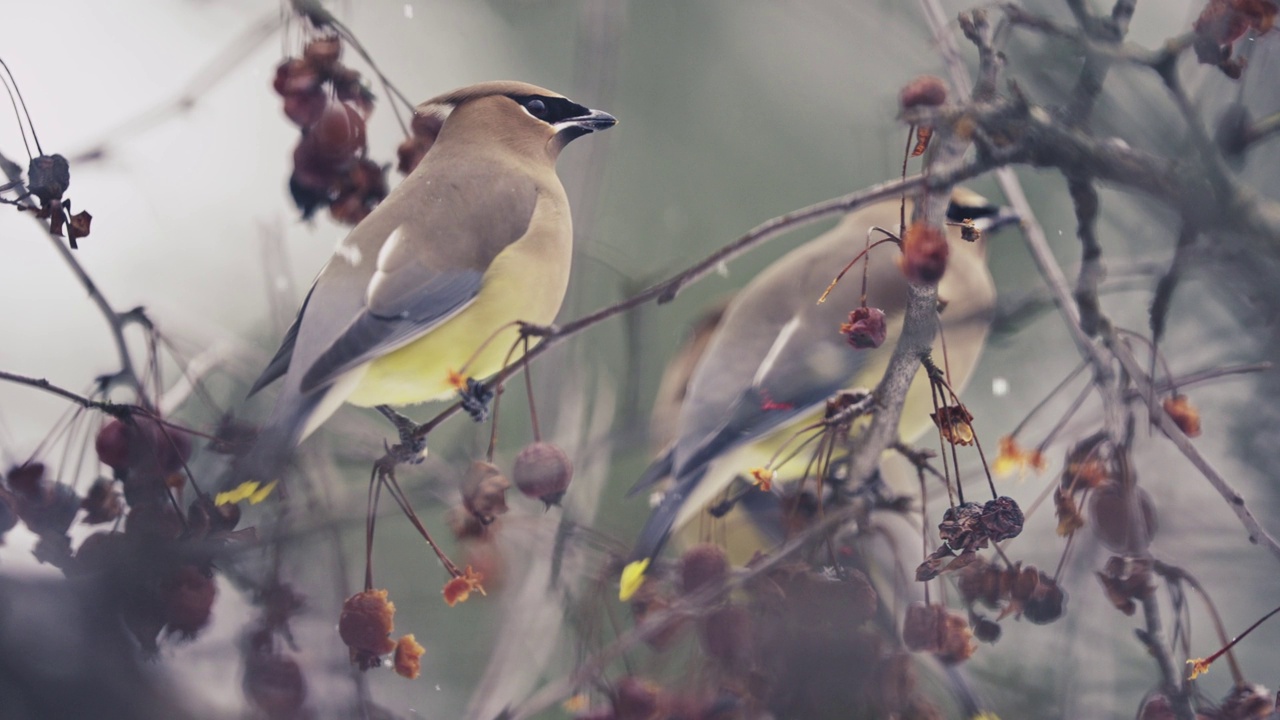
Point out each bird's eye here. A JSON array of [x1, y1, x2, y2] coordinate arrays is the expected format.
[[525, 98, 547, 117]]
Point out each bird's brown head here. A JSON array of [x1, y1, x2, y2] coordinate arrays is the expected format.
[[411, 81, 616, 162]]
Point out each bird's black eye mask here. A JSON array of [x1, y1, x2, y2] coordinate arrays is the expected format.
[[510, 94, 590, 124], [946, 199, 1000, 223]]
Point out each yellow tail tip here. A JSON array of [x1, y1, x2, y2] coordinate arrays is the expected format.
[[619, 559, 650, 602]]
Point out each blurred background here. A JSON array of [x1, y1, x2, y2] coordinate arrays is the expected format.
[[2, 1, 1279, 718]]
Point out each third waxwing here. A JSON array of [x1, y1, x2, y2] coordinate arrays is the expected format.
[[620, 189, 1016, 600]]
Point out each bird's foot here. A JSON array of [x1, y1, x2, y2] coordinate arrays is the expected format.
[[376, 405, 427, 461], [458, 378, 495, 423]]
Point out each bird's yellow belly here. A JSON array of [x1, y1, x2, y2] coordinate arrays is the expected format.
[[344, 204, 571, 408]]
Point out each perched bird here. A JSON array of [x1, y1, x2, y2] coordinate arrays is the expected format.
[[620, 190, 1015, 600], [238, 81, 615, 482]]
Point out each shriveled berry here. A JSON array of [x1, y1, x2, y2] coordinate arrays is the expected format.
[[162, 564, 216, 637], [302, 35, 342, 73], [339, 589, 397, 668], [244, 652, 307, 717], [80, 478, 124, 524], [900, 75, 948, 110], [462, 461, 511, 523], [5, 462, 46, 497], [512, 442, 573, 507], [899, 222, 949, 285], [679, 543, 728, 595], [840, 306, 887, 349], [273, 58, 321, 97]]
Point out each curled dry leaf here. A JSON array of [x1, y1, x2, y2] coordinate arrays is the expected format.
[[393, 634, 425, 679], [930, 405, 975, 446]]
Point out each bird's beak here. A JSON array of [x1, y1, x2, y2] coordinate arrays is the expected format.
[[554, 108, 618, 136]]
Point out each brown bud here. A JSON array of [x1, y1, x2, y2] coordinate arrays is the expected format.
[[512, 442, 573, 507], [900, 75, 948, 110], [899, 222, 949, 284]]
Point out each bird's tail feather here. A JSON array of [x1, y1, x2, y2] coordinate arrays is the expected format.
[[620, 466, 708, 600]]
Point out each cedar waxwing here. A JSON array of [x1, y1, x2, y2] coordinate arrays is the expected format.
[[238, 81, 615, 482], [620, 190, 1015, 600]]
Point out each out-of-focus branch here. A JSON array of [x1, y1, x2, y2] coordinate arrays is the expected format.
[[66, 11, 282, 164], [1105, 328, 1280, 562], [0, 148, 146, 398], [387, 159, 999, 453]]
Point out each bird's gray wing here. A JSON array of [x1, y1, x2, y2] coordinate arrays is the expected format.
[[299, 266, 484, 393], [296, 165, 539, 394], [247, 283, 317, 397], [672, 229, 904, 477]]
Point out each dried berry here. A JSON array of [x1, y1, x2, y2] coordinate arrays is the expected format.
[[80, 478, 124, 524], [512, 442, 573, 507], [840, 306, 887, 349], [1022, 576, 1066, 625], [442, 566, 486, 607], [244, 651, 307, 718], [27, 154, 70, 205], [1217, 683, 1275, 719], [18, 482, 81, 537], [902, 602, 975, 664], [938, 502, 986, 552], [972, 615, 1001, 643], [679, 543, 728, 596], [613, 676, 661, 720], [273, 58, 321, 97], [462, 462, 510, 523], [162, 564, 216, 637], [1096, 556, 1153, 616], [302, 35, 342, 73], [0, 494, 16, 541], [899, 222, 949, 284], [329, 158, 388, 226], [979, 496, 1023, 542], [339, 589, 397, 668], [5, 462, 46, 497], [393, 634, 425, 679], [94, 417, 193, 475], [1089, 483, 1158, 554], [282, 87, 328, 128], [700, 604, 753, 674], [900, 75, 948, 110]]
